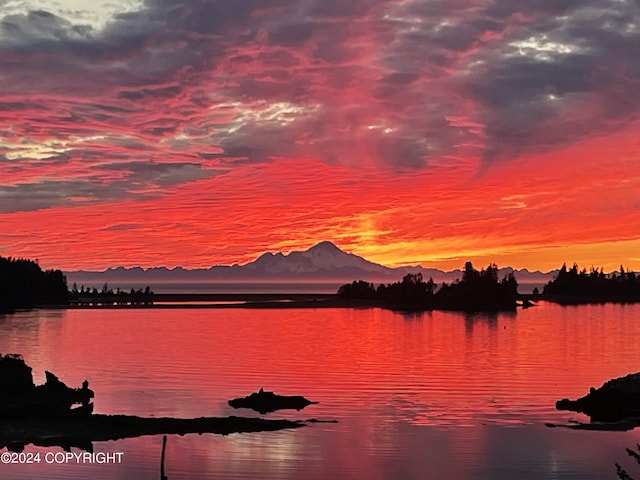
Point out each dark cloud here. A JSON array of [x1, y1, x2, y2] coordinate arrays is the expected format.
[[93, 159, 222, 187], [484, 0, 584, 20], [1, 0, 640, 199], [465, 0, 640, 159], [102, 223, 144, 231], [0, 160, 224, 212], [0, 180, 100, 213]]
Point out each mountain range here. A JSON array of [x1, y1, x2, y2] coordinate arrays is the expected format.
[[66, 241, 555, 289]]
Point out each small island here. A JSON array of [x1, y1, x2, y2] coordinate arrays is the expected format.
[[337, 261, 519, 312]]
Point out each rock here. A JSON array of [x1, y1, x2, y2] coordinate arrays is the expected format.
[[228, 389, 318, 414], [0, 354, 94, 418], [556, 372, 640, 421]]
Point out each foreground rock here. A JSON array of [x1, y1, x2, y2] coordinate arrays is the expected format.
[[0, 354, 93, 418], [1, 414, 305, 452], [556, 372, 640, 422], [229, 388, 318, 414]]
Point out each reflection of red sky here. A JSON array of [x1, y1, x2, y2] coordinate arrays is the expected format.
[[6, 305, 639, 424], [2, 124, 640, 272], [2, 306, 640, 478]]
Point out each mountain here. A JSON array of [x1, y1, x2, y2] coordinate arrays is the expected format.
[[65, 241, 556, 288], [243, 241, 390, 275]]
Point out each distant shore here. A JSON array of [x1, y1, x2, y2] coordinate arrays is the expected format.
[[61, 292, 640, 309], [8, 292, 636, 314], [64, 293, 347, 309]]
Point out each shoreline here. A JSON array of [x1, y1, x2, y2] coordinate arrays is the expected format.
[[6, 292, 638, 313], [65, 294, 362, 310]]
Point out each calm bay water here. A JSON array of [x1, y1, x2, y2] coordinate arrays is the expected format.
[[0, 302, 639, 479]]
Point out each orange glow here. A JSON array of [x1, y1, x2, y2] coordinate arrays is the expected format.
[[2, 123, 640, 272], [2, 2, 640, 274]]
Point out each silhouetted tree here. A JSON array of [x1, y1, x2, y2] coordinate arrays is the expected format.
[[0, 256, 69, 310], [543, 262, 640, 299], [463, 261, 479, 283], [69, 282, 154, 306], [337, 280, 377, 299], [337, 261, 518, 311], [435, 262, 517, 311]]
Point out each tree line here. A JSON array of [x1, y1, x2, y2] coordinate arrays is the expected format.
[[0, 256, 68, 311], [337, 261, 518, 311], [0, 256, 154, 311], [69, 283, 154, 306], [543, 263, 639, 298]]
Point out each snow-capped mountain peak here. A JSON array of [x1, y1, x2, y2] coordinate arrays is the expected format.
[[246, 242, 388, 274]]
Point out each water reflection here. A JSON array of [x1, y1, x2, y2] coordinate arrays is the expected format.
[[393, 310, 431, 321], [1, 303, 639, 479]]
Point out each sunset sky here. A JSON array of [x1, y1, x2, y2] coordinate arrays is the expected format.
[[1, 0, 639, 272]]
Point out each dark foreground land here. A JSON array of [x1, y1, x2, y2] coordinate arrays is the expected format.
[[0, 354, 308, 452], [1, 414, 305, 451]]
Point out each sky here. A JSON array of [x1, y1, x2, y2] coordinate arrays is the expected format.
[[1, 0, 640, 272]]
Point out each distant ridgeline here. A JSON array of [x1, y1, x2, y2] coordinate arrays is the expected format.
[[0, 256, 68, 310], [337, 262, 518, 311], [542, 263, 640, 301]]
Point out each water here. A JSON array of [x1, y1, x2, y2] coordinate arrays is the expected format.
[[66, 280, 343, 294], [0, 302, 639, 479]]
